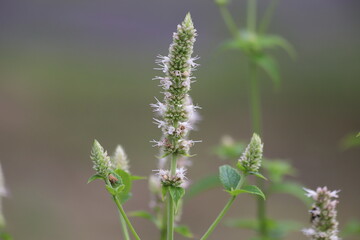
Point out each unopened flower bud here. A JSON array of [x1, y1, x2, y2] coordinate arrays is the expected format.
[[238, 133, 263, 173]]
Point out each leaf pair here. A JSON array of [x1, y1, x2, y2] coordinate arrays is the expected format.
[[219, 165, 265, 199]]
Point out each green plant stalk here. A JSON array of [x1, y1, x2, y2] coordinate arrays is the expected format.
[[105, 179, 141, 240], [113, 195, 141, 240], [119, 214, 130, 240], [249, 62, 268, 238], [160, 201, 168, 240], [167, 154, 178, 240], [200, 174, 246, 240]]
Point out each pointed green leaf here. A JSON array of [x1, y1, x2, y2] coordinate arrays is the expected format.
[[248, 171, 267, 180], [270, 181, 311, 205], [175, 225, 194, 238], [253, 54, 280, 88], [162, 186, 168, 201], [228, 185, 265, 199], [87, 174, 104, 184], [225, 218, 258, 230], [340, 132, 360, 150], [258, 35, 296, 59], [131, 175, 146, 181], [105, 185, 116, 196], [129, 210, 160, 228], [262, 159, 296, 183], [219, 165, 241, 191], [114, 169, 132, 203], [187, 174, 221, 199], [169, 186, 185, 210]]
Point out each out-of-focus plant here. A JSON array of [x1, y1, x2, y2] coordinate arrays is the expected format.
[[209, 0, 309, 239], [0, 163, 12, 240]]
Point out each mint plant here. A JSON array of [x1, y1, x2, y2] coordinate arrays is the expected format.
[[87, 14, 269, 240]]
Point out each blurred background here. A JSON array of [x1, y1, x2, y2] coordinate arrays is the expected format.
[[0, 0, 359, 239]]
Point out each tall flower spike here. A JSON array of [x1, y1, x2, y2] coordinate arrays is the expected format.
[[151, 13, 200, 157], [90, 140, 111, 178], [238, 133, 263, 173], [302, 187, 341, 240], [111, 145, 130, 173]]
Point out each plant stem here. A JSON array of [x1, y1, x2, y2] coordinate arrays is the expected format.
[[200, 174, 246, 240], [160, 201, 168, 240], [105, 178, 140, 240], [119, 214, 131, 240], [249, 62, 261, 134], [167, 154, 178, 240], [219, 5, 239, 38], [247, 0, 257, 32], [249, 61, 268, 238], [113, 196, 141, 240]]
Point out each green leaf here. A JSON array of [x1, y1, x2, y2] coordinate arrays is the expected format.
[[253, 54, 280, 88], [221, 38, 250, 52], [225, 218, 258, 230], [249, 171, 268, 180], [114, 169, 132, 203], [270, 181, 311, 205], [341, 219, 360, 238], [262, 159, 296, 183], [162, 186, 168, 201], [257, 35, 296, 59], [340, 132, 360, 150], [129, 210, 160, 228], [131, 175, 146, 181], [186, 174, 221, 199], [228, 185, 265, 199], [225, 218, 301, 238], [175, 225, 194, 238], [268, 220, 302, 239], [105, 185, 117, 196], [87, 174, 104, 183], [169, 187, 185, 211], [0, 232, 13, 240], [219, 165, 241, 191]]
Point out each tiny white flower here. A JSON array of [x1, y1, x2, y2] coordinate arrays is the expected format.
[[150, 97, 167, 116], [153, 118, 166, 129]]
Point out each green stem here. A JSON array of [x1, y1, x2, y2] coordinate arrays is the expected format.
[[167, 154, 178, 240], [249, 62, 261, 134], [247, 0, 257, 32], [249, 62, 268, 238], [259, 0, 280, 34], [257, 179, 267, 237], [219, 5, 239, 38], [105, 178, 140, 240], [160, 201, 168, 240], [200, 174, 246, 240], [113, 196, 141, 240], [119, 214, 131, 240]]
